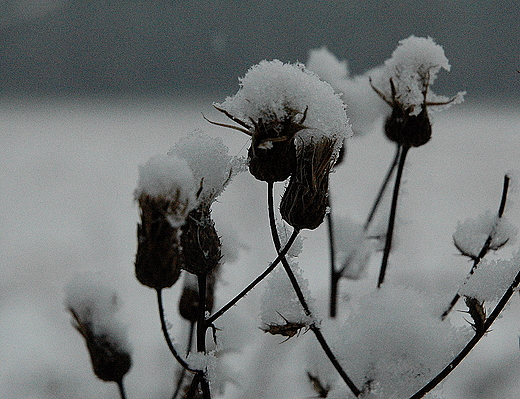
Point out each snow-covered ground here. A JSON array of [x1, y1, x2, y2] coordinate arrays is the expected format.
[[1, 97, 520, 398]]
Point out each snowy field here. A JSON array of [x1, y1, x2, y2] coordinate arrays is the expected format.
[[1, 97, 520, 398]]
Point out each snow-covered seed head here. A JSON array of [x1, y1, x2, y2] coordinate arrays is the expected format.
[[180, 205, 222, 276], [65, 276, 131, 383], [370, 36, 465, 147], [134, 154, 197, 289], [214, 59, 351, 182], [69, 308, 132, 383], [280, 135, 336, 230]]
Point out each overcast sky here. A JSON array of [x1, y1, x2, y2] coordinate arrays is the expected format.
[[1, 0, 519, 100]]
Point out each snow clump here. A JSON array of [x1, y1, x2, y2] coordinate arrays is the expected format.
[[216, 59, 351, 157], [453, 211, 518, 258], [373, 35, 465, 116], [169, 130, 245, 205], [134, 153, 198, 227], [458, 253, 520, 302]]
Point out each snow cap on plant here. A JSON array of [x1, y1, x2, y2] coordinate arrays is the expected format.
[[370, 36, 465, 147], [169, 130, 245, 205], [213, 59, 351, 182], [65, 274, 132, 384], [134, 154, 198, 289]]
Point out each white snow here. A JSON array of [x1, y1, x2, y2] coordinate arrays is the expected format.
[[134, 153, 198, 226], [216, 59, 352, 157], [453, 211, 518, 258], [169, 130, 246, 205], [459, 254, 520, 302], [374, 35, 465, 115], [332, 214, 374, 280], [64, 272, 130, 351]]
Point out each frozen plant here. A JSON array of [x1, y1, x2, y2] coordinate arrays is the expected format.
[[65, 38, 520, 399], [65, 273, 132, 398]]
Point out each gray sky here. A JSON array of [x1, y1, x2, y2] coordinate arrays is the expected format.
[[1, 0, 519, 100]]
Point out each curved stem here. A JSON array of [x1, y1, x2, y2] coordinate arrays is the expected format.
[[378, 145, 409, 288], [117, 379, 127, 399], [156, 288, 197, 372], [206, 229, 300, 325], [172, 321, 196, 399], [442, 175, 511, 319], [410, 261, 520, 398], [267, 182, 361, 397]]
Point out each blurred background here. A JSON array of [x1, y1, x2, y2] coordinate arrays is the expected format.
[[1, 0, 519, 100], [1, 1, 520, 398]]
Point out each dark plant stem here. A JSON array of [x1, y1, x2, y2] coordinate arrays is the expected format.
[[196, 273, 211, 399], [410, 259, 520, 398], [267, 182, 361, 397], [328, 145, 400, 317], [378, 145, 409, 288], [441, 174, 511, 319], [172, 321, 196, 399], [117, 380, 127, 399], [327, 199, 340, 318], [156, 288, 196, 372], [206, 229, 300, 325], [365, 144, 401, 230]]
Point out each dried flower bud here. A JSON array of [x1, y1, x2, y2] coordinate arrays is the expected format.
[[280, 137, 336, 230], [181, 205, 222, 276], [247, 109, 305, 182], [70, 309, 132, 383], [65, 277, 131, 384], [135, 195, 183, 289]]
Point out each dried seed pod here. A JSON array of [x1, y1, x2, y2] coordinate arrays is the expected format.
[[464, 296, 487, 333], [135, 195, 183, 289], [181, 205, 222, 276], [247, 109, 307, 182], [69, 309, 132, 383], [280, 136, 336, 230], [261, 313, 309, 342]]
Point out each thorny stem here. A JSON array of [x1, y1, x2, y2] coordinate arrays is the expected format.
[[410, 260, 520, 398], [156, 289, 197, 373], [172, 321, 196, 399], [267, 182, 362, 397], [365, 144, 401, 230], [117, 380, 127, 399], [441, 175, 511, 320], [378, 145, 410, 288], [206, 229, 300, 325]]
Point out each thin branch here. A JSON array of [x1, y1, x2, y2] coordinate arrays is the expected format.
[[117, 380, 127, 399], [156, 288, 197, 372], [441, 175, 511, 319], [378, 145, 410, 288], [206, 229, 300, 325], [410, 260, 520, 398], [267, 182, 362, 397], [365, 144, 401, 230]]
